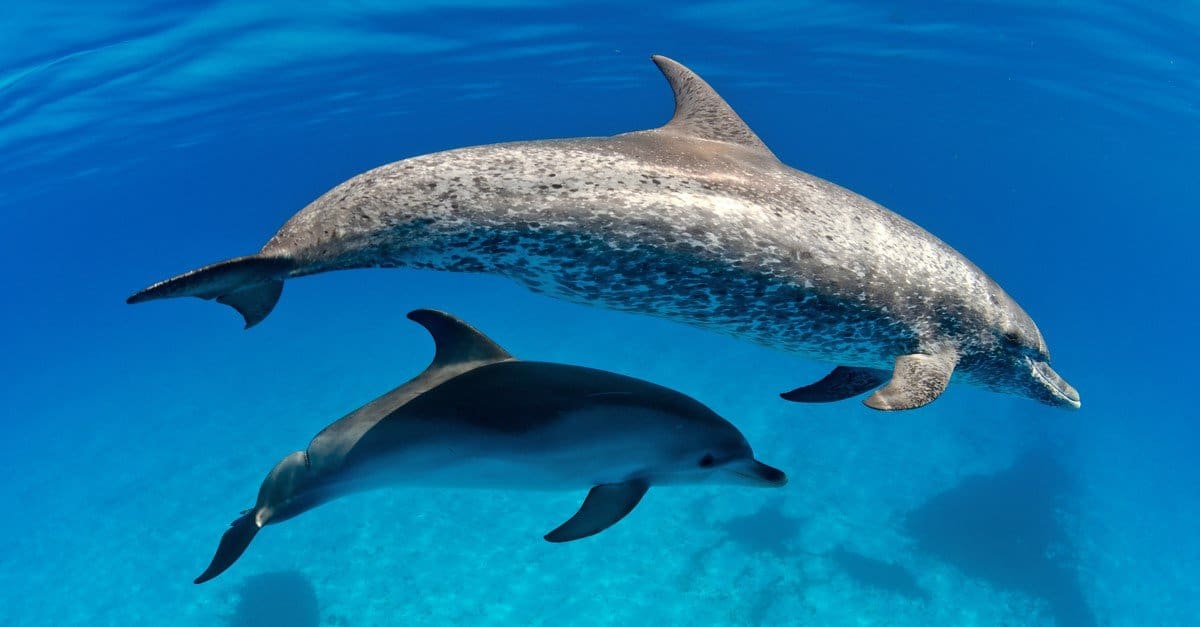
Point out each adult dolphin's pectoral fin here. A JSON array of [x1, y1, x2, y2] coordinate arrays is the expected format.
[[544, 480, 650, 542], [864, 350, 959, 411], [194, 512, 261, 584], [780, 366, 889, 403]]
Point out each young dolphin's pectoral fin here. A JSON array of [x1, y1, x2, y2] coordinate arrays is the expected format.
[[780, 366, 890, 403], [194, 512, 261, 584], [864, 350, 959, 411], [544, 480, 650, 543]]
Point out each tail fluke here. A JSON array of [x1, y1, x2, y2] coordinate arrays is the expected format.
[[195, 512, 261, 584], [127, 255, 293, 328]]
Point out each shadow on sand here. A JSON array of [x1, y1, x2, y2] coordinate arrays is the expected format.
[[228, 571, 320, 627], [710, 498, 929, 611], [904, 447, 1095, 627], [829, 546, 929, 602], [712, 497, 806, 556]]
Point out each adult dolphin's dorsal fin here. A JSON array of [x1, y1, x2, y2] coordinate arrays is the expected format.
[[407, 309, 513, 370], [650, 55, 776, 158]]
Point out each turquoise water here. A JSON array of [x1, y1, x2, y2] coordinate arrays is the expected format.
[[2, 2, 1197, 625]]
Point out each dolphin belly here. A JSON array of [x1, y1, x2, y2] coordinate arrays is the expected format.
[[391, 215, 918, 369], [495, 239, 917, 369]]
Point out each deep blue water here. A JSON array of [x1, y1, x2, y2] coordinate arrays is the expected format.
[[2, 2, 1197, 625]]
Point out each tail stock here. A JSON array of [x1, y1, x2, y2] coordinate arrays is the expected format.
[[127, 255, 293, 328]]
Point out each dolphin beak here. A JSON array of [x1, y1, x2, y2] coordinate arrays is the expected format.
[[1028, 358, 1081, 410], [725, 459, 788, 487]]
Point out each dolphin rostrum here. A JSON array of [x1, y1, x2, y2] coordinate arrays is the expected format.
[[193, 309, 787, 583], [129, 55, 1079, 412]]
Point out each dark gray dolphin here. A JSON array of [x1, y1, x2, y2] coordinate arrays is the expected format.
[[193, 309, 786, 583], [129, 55, 1079, 411]]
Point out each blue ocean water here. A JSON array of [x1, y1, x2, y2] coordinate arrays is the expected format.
[[1, 1, 1196, 625]]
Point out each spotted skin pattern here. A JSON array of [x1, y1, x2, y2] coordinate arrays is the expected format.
[[265, 128, 1064, 402], [132, 56, 1079, 410]]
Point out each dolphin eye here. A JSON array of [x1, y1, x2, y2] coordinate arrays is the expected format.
[[698, 454, 716, 468]]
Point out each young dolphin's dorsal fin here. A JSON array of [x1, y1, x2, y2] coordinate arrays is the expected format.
[[407, 309, 513, 371], [650, 55, 776, 158]]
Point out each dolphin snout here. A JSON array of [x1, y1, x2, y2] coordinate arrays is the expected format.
[[1029, 359, 1081, 410], [726, 459, 788, 487]]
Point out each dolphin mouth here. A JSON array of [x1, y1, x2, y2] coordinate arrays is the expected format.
[[1028, 358, 1081, 410], [727, 459, 788, 487]]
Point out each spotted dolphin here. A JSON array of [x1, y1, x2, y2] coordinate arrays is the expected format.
[[129, 55, 1079, 411], [193, 309, 786, 583]]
